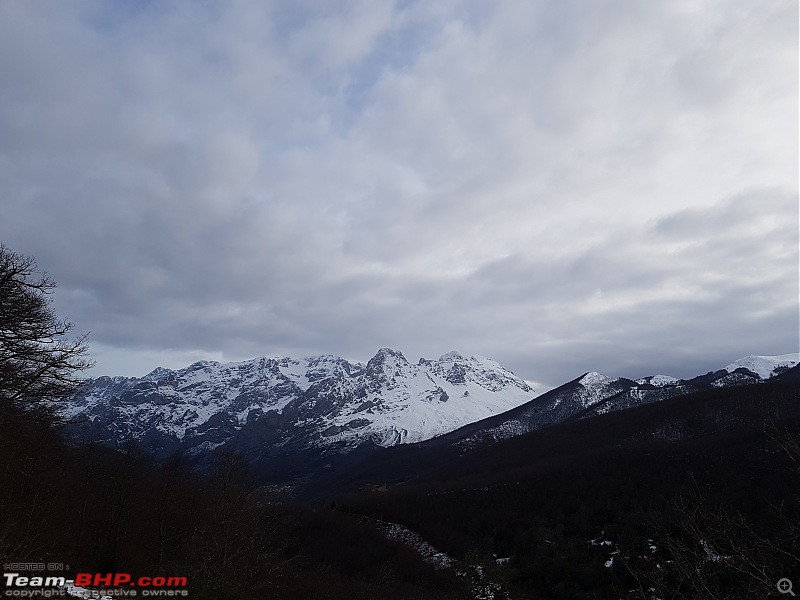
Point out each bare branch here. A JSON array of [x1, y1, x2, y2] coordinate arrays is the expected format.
[[0, 244, 93, 416]]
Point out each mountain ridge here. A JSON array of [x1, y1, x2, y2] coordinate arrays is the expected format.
[[62, 350, 798, 480], [65, 348, 536, 461]]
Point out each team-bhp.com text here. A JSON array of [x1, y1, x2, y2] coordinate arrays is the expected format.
[[3, 573, 188, 597]]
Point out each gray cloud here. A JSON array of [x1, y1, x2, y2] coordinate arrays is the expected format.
[[0, 0, 796, 388]]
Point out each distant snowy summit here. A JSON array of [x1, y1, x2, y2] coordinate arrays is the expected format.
[[635, 375, 679, 387], [724, 353, 799, 379], [632, 353, 799, 387]]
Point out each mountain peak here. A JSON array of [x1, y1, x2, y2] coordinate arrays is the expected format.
[[372, 347, 408, 361], [725, 353, 799, 379], [143, 366, 174, 380], [635, 374, 679, 387], [579, 371, 617, 387], [438, 350, 465, 362], [365, 348, 409, 371]]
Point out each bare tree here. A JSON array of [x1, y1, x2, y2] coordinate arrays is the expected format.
[[0, 244, 92, 417]]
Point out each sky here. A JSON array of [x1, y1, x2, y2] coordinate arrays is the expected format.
[[0, 0, 797, 389]]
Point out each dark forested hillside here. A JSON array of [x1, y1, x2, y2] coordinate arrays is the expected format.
[[331, 379, 800, 599], [0, 404, 464, 599], [301, 369, 799, 497], [2, 374, 797, 599]]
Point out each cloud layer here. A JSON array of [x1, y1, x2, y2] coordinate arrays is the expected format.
[[0, 0, 797, 387]]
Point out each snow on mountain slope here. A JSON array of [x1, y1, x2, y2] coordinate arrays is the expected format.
[[577, 372, 625, 407], [65, 355, 356, 440], [444, 371, 635, 449], [65, 349, 536, 457], [725, 353, 799, 379], [435, 352, 795, 453], [635, 375, 679, 386], [316, 349, 535, 446]]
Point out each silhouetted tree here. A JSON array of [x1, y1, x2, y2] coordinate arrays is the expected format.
[[0, 244, 92, 416]]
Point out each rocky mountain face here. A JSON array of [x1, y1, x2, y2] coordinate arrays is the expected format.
[[64, 348, 535, 461]]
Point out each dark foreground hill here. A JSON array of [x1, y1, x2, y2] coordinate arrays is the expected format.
[[2, 371, 797, 599], [300, 365, 800, 498], [0, 404, 466, 599], [328, 377, 800, 599]]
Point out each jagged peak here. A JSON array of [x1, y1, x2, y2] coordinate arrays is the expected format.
[[185, 360, 220, 369], [364, 349, 410, 384], [438, 350, 465, 362], [370, 347, 408, 363], [143, 366, 174, 380]]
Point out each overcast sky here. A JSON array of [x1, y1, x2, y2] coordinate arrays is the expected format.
[[1, 0, 797, 389]]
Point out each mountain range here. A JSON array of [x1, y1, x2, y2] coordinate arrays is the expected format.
[[65, 349, 533, 459], [63, 350, 798, 482]]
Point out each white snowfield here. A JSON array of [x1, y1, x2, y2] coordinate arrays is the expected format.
[[725, 353, 799, 379]]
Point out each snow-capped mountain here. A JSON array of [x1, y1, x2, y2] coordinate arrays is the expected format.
[[427, 353, 799, 451], [635, 375, 679, 387], [724, 353, 799, 379], [430, 371, 643, 450], [63, 350, 797, 481], [65, 348, 535, 461]]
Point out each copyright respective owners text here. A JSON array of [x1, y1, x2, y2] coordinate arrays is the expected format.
[[3, 563, 189, 598]]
